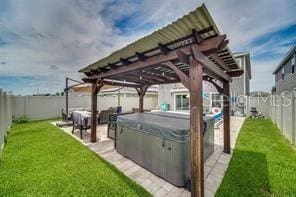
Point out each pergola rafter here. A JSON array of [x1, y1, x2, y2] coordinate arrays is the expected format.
[[79, 4, 243, 197]]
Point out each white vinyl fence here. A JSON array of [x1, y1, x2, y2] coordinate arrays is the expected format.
[[11, 93, 158, 121], [0, 89, 13, 159], [246, 93, 296, 145]]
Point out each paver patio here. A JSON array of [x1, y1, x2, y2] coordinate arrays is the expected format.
[[53, 116, 245, 197]]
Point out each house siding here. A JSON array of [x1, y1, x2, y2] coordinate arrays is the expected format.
[[230, 55, 250, 98], [275, 54, 296, 93], [158, 53, 251, 114], [158, 82, 217, 111]]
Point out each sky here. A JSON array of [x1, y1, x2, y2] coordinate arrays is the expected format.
[[0, 0, 296, 95]]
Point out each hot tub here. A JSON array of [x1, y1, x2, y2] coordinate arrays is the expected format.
[[116, 111, 214, 187]]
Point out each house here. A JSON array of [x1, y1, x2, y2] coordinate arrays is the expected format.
[[230, 52, 252, 114], [273, 44, 296, 94], [158, 52, 251, 115]]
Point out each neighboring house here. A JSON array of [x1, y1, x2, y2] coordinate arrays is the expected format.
[[69, 86, 159, 112], [158, 52, 251, 115], [273, 44, 296, 94], [231, 52, 252, 114]]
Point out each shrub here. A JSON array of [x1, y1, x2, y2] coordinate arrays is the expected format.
[[13, 116, 29, 124]]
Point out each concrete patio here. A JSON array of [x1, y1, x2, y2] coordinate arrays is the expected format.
[[53, 116, 245, 197]]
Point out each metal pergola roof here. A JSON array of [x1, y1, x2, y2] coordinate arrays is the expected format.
[[79, 4, 240, 81]]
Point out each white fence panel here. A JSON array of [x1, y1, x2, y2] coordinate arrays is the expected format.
[[246, 94, 296, 145], [12, 94, 158, 120], [275, 97, 282, 131], [0, 89, 13, 159], [247, 92, 296, 144], [293, 97, 296, 144]]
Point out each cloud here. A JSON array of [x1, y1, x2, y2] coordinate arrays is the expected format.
[[49, 65, 58, 70], [0, 0, 295, 94]]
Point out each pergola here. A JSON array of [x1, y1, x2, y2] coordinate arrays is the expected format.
[[79, 4, 243, 197]]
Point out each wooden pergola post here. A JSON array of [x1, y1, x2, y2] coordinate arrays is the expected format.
[[189, 58, 204, 197], [136, 85, 149, 113], [223, 80, 231, 153], [65, 78, 69, 121], [90, 80, 103, 142]]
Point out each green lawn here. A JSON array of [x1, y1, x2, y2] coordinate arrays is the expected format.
[[0, 120, 150, 196], [216, 118, 296, 196]]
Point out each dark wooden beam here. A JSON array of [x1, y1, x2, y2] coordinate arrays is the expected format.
[[136, 52, 147, 61], [159, 43, 169, 55], [90, 36, 225, 79], [223, 80, 231, 154], [130, 72, 166, 82], [146, 79, 180, 85], [108, 63, 118, 70], [90, 69, 99, 75], [192, 29, 204, 44], [203, 76, 223, 94], [226, 69, 244, 77], [98, 67, 109, 73], [191, 45, 231, 82], [193, 27, 229, 76], [217, 39, 229, 53], [123, 75, 156, 84], [85, 72, 92, 77], [210, 53, 231, 72], [189, 57, 204, 197], [176, 50, 190, 65], [120, 58, 131, 65], [162, 61, 190, 90], [103, 80, 142, 88]]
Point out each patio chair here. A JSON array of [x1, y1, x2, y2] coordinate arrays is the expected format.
[[107, 112, 134, 148], [132, 108, 151, 113], [98, 108, 116, 124]]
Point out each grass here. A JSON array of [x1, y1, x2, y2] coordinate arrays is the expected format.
[[0, 120, 150, 196], [216, 118, 296, 196]]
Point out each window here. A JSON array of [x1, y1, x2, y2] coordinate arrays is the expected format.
[[175, 94, 189, 111], [211, 93, 222, 109], [236, 58, 242, 67], [281, 67, 285, 80]]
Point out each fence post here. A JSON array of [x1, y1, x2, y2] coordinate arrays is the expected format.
[[292, 92, 295, 145], [25, 96, 29, 118], [280, 96, 283, 133], [0, 90, 4, 160]]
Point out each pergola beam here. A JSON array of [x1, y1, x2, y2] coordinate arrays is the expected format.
[[87, 35, 227, 79], [136, 52, 148, 61], [162, 61, 190, 90], [130, 72, 166, 82], [118, 75, 155, 84], [159, 43, 169, 55], [210, 53, 231, 72], [203, 76, 223, 94], [226, 69, 244, 77], [191, 45, 231, 82], [104, 80, 142, 88]]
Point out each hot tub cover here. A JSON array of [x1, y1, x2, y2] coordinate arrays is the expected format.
[[116, 111, 213, 143]]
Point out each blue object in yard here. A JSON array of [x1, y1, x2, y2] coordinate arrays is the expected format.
[[117, 106, 122, 114], [161, 102, 168, 111], [213, 111, 223, 121]]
